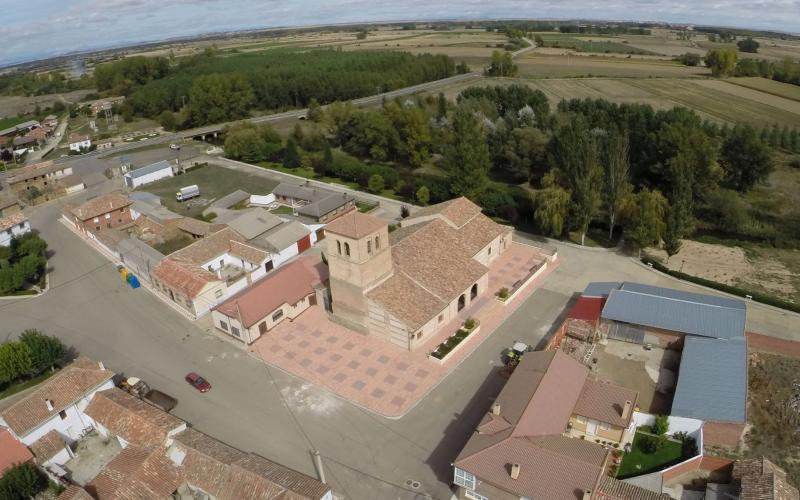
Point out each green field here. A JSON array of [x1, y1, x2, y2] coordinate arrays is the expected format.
[[0, 116, 26, 130], [537, 34, 658, 55], [136, 163, 279, 218]]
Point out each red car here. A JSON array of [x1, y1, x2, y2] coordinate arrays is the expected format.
[[185, 372, 211, 393]]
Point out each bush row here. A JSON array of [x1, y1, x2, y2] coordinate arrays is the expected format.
[[641, 257, 800, 314], [431, 328, 472, 360]]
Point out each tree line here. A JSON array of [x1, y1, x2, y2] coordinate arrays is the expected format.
[[90, 49, 459, 129], [0, 70, 92, 97], [703, 48, 800, 86], [0, 329, 65, 386], [0, 233, 47, 295]]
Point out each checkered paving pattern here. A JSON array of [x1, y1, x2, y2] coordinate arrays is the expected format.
[[249, 243, 556, 417]]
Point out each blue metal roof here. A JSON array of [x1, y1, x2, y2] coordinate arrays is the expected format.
[[600, 285, 746, 340], [671, 336, 747, 423], [126, 160, 172, 179], [582, 282, 621, 298]]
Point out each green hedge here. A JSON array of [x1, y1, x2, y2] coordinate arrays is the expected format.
[[431, 329, 472, 359], [641, 257, 800, 314]]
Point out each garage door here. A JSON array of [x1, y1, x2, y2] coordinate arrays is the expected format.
[[297, 235, 311, 253], [608, 322, 645, 344]]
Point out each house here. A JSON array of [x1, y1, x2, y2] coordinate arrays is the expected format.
[[325, 197, 512, 350], [123, 160, 174, 189], [589, 282, 748, 446], [12, 135, 38, 153], [95, 139, 113, 150], [212, 255, 329, 344], [151, 227, 270, 317], [0, 212, 31, 246], [0, 357, 115, 447], [732, 457, 799, 500], [0, 429, 33, 476], [27, 127, 50, 143], [83, 388, 186, 449], [43, 115, 59, 128], [63, 192, 134, 235], [0, 195, 21, 218], [272, 182, 355, 223], [6, 160, 77, 201], [453, 350, 643, 500], [129, 192, 182, 224], [56, 485, 94, 500], [88, 96, 125, 116], [68, 133, 91, 152], [222, 208, 317, 268], [29, 429, 73, 472], [0, 120, 40, 139]]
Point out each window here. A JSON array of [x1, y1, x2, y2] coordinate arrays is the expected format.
[[337, 240, 342, 254], [219, 321, 229, 331], [214, 289, 223, 299], [375, 236, 380, 249], [59, 410, 67, 420], [576, 415, 587, 424], [105, 213, 111, 219], [259, 322, 268, 335], [367, 240, 372, 254], [465, 490, 488, 500], [265, 260, 274, 272], [93, 217, 99, 223], [471, 283, 478, 300], [272, 310, 284, 322], [599, 422, 610, 431], [454, 468, 476, 490], [438, 314, 444, 323], [416, 332, 422, 340], [487, 247, 492, 255], [344, 242, 350, 256], [230, 326, 240, 337]]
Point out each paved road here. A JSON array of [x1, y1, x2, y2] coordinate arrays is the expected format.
[[2, 182, 799, 499]]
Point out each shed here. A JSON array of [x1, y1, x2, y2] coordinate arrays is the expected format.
[[124, 160, 174, 189]]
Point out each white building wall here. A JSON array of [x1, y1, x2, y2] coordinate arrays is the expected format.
[[0, 220, 30, 247], [249, 194, 276, 207], [124, 167, 174, 189], [69, 139, 91, 152], [272, 244, 299, 268], [43, 447, 72, 468]]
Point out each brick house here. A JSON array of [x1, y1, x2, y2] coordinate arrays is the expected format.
[[64, 193, 134, 235]]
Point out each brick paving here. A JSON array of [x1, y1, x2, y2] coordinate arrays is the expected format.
[[249, 242, 558, 417]]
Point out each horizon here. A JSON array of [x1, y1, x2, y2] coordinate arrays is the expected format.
[[4, 0, 800, 67]]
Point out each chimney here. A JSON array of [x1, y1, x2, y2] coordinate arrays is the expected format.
[[583, 490, 593, 500], [98, 361, 105, 370], [45, 399, 54, 411], [491, 402, 501, 416], [510, 463, 520, 480], [622, 400, 632, 420]]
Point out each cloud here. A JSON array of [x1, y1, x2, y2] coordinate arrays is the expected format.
[[1, 0, 797, 66]]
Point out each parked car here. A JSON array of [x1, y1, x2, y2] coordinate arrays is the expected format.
[[185, 372, 211, 392], [170, 143, 180, 150]]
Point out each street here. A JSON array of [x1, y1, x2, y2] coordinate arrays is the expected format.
[[1, 172, 799, 499]]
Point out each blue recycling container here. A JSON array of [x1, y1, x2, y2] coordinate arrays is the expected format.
[[127, 275, 141, 289]]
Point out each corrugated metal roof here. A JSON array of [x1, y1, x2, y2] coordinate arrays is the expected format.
[[583, 282, 621, 298], [620, 282, 746, 310], [671, 336, 747, 423], [126, 160, 173, 179], [297, 192, 353, 218], [601, 286, 746, 340]]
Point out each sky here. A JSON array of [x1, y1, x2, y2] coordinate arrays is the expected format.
[[3, 0, 799, 66]]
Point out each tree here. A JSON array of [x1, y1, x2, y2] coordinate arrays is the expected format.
[[19, 330, 64, 374], [223, 126, 267, 163], [436, 92, 448, 120], [737, 37, 759, 53], [622, 188, 667, 256], [652, 415, 670, 435], [290, 123, 305, 145], [720, 125, 773, 192], [705, 49, 738, 77], [499, 127, 548, 184], [13, 233, 47, 258], [188, 73, 254, 126], [367, 174, 385, 193], [306, 98, 323, 122], [416, 185, 430, 206], [356, 30, 368, 40], [283, 137, 302, 168], [444, 107, 491, 200], [485, 50, 518, 77], [534, 173, 570, 237], [157, 110, 177, 131], [0, 341, 33, 384], [0, 462, 48, 500], [602, 130, 632, 240], [677, 52, 701, 66], [663, 208, 683, 263], [319, 143, 333, 176], [548, 118, 602, 245]]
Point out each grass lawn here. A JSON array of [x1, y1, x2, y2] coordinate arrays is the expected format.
[[0, 116, 27, 130], [269, 205, 295, 215], [617, 431, 684, 479], [136, 164, 279, 218], [0, 369, 60, 400], [357, 201, 377, 213]]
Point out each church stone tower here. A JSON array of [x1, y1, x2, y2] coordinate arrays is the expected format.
[[324, 211, 393, 333]]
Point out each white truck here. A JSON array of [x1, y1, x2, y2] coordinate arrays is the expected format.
[[176, 184, 200, 202]]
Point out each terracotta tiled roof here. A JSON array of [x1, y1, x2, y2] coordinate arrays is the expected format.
[[84, 388, 183, 448], [596, 476, 673, 500], [406, 197, 482, 228], [455, 351, 621, 500], [6, 160, 63, 183], [169, 227, 248, 265], [366, 272, 445, 330], [324, 211, 386, 239], [87, 445, 181, 500], [229, 240, 268, 264], [29, 429, 67, 463], [0, 357, 113, 437], [174, 217, 224, 237], [56, 485, 94, 500], [214, 255, 328, 328], [0, 429, 33, 474], [734, 457, 800, 500], [69, 133, 89, 143], [173, 427, 330, 500], [574, 379, 638, 428], [69, 193, 132, 221], [0, 212, 27, 232], [152, 258, 219, 299]]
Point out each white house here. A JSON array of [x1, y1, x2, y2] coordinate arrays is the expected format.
[[123, 160, 175, 189], [0, 357, 114, 452], [68, 134, 92, 152], [0, 213, 31, 247]]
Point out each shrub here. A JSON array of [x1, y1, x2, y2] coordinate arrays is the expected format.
[[0, 462, 48, 500], [400, 206, 410, 219], [652, 415, 669, 435], [0, 341, 33, 384], [367, 174, 385, 193], [638, 434, 661, 454], [464, 318, 476, 330], [498, 287, 509, 299], [19, 330, 64, 374]]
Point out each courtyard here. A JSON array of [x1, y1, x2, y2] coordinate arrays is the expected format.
[[248, 242, 556, 417]]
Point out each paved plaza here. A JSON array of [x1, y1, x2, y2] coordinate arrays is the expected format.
[[249, 242, 556, 417]]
